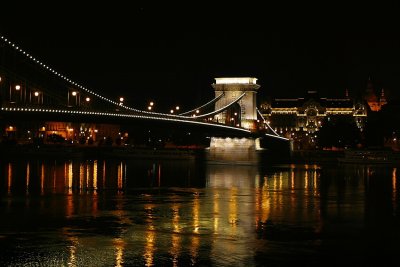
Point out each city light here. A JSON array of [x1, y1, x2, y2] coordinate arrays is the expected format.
[[0, 36, 293, 139], [215, 77, 257, 84], [15, 85, 21, 90], [1, 37, 256, 121], [0, 107, 253, 134]]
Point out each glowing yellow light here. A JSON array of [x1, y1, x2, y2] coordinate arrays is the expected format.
[[215, 77, 257, 84], [114, 238, 125, 267], [117, 163, 123, 190], [15, 85, 21, 90], [7, 163, 12, 194], [170, 109, 174, 113], [175, 106, 180, 110], [85, 97, 90, 102], [119, 97, 124, 102], [34, 91, 39, 97], [149, 101, 154, 106], [71, 91, 77, 96], [148, 106, 152, 110], [196, 109, 199, 114]]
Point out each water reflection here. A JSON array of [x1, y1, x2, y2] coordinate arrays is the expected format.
[[0, 159, 399, 266], [392, 168, 397, 211], [114, 237, 125, 267]]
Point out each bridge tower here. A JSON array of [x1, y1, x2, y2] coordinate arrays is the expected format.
[[212, 77, 260, 130]]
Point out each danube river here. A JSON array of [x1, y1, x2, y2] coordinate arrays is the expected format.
[[0, 157, 399, 266]]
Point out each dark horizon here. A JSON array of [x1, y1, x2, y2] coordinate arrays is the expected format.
[[1, 5, 399, 112]]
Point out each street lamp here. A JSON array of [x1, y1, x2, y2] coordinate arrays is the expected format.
[[119, 97, 124, 105], [73, 91, 78, 105], [148, 101, 154, 111], [85, 97, 90, 102], [34, 91, 44, 104], [10, 84, 22, 102], [68, 91, 79, 106], [170, 109, 174, 114]]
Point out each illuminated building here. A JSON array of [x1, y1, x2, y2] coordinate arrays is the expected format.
[[259, 90, 367, 139], [364, 77, 387, 111]]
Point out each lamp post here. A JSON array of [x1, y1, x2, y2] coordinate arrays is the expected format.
[[10, 84, 22, 103], [72, 91, 78, 106], [68, 91, 80, 106], [84, 97, 90, 108], [148, 101, 154, 111], [33, 91, 43, 104]]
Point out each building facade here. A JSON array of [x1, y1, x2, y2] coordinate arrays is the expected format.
[[259, 90, 368, 148]]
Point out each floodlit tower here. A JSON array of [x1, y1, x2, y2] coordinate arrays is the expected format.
[[212, 77, 260, 130]]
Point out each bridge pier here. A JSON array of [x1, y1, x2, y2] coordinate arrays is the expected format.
[[206, 137, 262, 165]]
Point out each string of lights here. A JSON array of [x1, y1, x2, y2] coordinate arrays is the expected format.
[[256, 108, 284, 138], [0, 106, 254, 134], [194, 93, 246, 119], [0, 35, 221, 120], [178, 93, 225, 116], [0, 35, 285, 137]]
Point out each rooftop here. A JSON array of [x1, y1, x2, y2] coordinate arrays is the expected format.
[[214, 77, 257, 85]]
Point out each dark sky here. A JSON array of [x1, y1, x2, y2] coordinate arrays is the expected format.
[[1, 4, 399, 111]]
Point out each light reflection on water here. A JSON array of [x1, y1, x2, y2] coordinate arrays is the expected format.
[[0, 159, 399, 266]]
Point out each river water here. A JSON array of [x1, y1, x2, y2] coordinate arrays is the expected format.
[[0, 157, 399, 266]]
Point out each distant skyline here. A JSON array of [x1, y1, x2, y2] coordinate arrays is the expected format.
[[1, 4, 399, 111]]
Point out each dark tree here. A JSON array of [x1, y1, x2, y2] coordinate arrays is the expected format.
[[318, 116, 361, 149]]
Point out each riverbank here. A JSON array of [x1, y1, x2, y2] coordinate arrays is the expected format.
[[6, 144, 397, 166], [291, 149, 400, 165], [0, 144, 203, 160], [290, 150, 344, 164]]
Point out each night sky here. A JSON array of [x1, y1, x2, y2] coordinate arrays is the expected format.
[[1, 4, 399, 112]]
